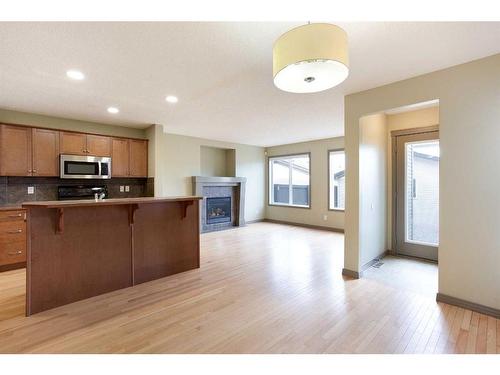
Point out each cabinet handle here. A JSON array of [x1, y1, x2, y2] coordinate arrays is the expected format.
[[8, 251, 22, 256], [8, 214, 22, 218], [7, 229, 22, 234]]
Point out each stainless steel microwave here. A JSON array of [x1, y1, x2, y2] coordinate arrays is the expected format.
[[60, 155, 112, 179]]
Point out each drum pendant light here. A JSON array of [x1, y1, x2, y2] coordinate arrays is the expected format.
[[273, 23, 349, 93]]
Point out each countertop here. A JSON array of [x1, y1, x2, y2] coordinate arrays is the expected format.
[[22, 196, 202, 209]]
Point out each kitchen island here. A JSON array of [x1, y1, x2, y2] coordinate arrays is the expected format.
[[22, 196, 202, 315]]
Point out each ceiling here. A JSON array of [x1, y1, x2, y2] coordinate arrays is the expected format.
[[0, 22, 499, 147]]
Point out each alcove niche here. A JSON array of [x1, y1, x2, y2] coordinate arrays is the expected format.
[[200, 146, 236, 177]]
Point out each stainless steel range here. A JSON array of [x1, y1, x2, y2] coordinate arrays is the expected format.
[[57, 185, 108, 201]]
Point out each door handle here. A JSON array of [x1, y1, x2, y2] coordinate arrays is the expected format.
[[8, 213, 22, 218]]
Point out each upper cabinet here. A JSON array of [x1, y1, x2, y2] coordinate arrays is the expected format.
[[59, 132, 87, 155], [129, 139, 148, 177], [0, 125, 60, 177], [32, 128, 59, 176], [0, 125, 32, 176], [1, 124, 147, 178], [86, 135, 111, 157], [111, 138, 129, 177], [112, 138, 148, 178], [60, 132, 111, 156]]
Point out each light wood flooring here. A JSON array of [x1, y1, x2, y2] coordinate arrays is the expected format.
[[0, 222, 498, 353]]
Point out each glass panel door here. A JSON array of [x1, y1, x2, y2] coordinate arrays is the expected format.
[[395, 131, 439, 261], [405, 140, 440, 246]]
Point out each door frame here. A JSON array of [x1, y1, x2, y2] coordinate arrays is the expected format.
[[391, 125, 439, 260]]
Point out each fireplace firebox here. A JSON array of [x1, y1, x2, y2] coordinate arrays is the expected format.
[[206, 197, 231, 224]]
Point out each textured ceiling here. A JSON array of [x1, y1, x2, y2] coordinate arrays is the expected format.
[[0, 22, 499, 146]]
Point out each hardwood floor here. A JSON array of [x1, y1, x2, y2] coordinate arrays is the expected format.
[[0, 222, 498, 353]]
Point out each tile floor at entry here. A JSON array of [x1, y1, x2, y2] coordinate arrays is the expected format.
[[0, 222, 498, 353]]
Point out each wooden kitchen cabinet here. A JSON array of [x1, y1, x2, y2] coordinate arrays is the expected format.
[[0, 125, 32, 176], [86, 134, 111, 156], [32, 128, 59, 176], [59, 131, 87, 155], [111, 138, 129, 177], [1, 123, 147, 177], [0, 125, 59, 177], [129, 139, 148, 177], [0, 209, 26, 271], [60, 132, 111, 157]]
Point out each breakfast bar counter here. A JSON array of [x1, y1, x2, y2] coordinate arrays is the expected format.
[[22, 196, 202, 315]]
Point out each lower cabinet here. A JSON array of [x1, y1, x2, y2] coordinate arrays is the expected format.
[[0, 210, 27, 270]]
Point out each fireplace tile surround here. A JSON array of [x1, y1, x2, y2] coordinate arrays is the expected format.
[[192, 176, 246, 233]]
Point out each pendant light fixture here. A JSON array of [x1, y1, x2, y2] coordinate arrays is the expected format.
[[273, 23, 349, 93]]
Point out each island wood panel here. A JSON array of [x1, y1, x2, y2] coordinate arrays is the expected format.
[[133, 201, 200, 284], [27, 205, 132, 315], [32, 128, 59, 176], [0, 124, 32, 176], [24, 197, 201, 315]]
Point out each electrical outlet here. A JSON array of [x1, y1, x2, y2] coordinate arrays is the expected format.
[[27, 186, 35, 195], [119, 186, 124, 193], [323, 214, 328, 221], [125, 186, 130, 192]]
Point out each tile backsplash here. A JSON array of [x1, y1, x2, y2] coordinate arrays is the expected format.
[[0, 177, 154, 205]]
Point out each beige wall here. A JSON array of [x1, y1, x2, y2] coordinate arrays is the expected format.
[[0, 108, 146, 139], [386, 106, 439, 248], [150, 125, 265, 222], [265, 137, 345, 230], [200, 146, 235, 177], [344, 53, 500, 310], [359, 113, 387, 266]]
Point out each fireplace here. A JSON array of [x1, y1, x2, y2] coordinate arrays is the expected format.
[[206, 197, 231, 224], [193, 176, 246, 233]]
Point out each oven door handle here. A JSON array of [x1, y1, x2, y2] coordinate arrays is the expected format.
[[98, 161, 102, 176]]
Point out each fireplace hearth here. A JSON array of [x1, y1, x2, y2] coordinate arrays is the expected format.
[[206, 197, 231, 224]]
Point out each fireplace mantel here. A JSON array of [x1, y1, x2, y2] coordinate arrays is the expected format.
[[192, 176, 246, 232]]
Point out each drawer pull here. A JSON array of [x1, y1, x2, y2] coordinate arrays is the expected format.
[[8, 213, 22, 218], [8, 251, 22, 256], [7, 229, 23, 234]]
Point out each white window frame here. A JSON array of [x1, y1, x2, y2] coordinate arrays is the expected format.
[[328, 149, 345, 211], [268, 153, 311, 209]]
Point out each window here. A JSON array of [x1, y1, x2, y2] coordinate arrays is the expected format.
[[329, 150, 345, 210], [269, 153, 310, 208]]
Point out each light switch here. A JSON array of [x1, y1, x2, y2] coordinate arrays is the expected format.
[[125, 186, 130, 192], [27, 186, 35, 195], [120, 186, 124, 193], [323, 214, 328, 221]]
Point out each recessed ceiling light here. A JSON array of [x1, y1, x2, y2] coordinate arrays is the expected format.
[[165, 95, 178, 103], [66, 70, 85, 80], [107, 107, 119, 114]]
